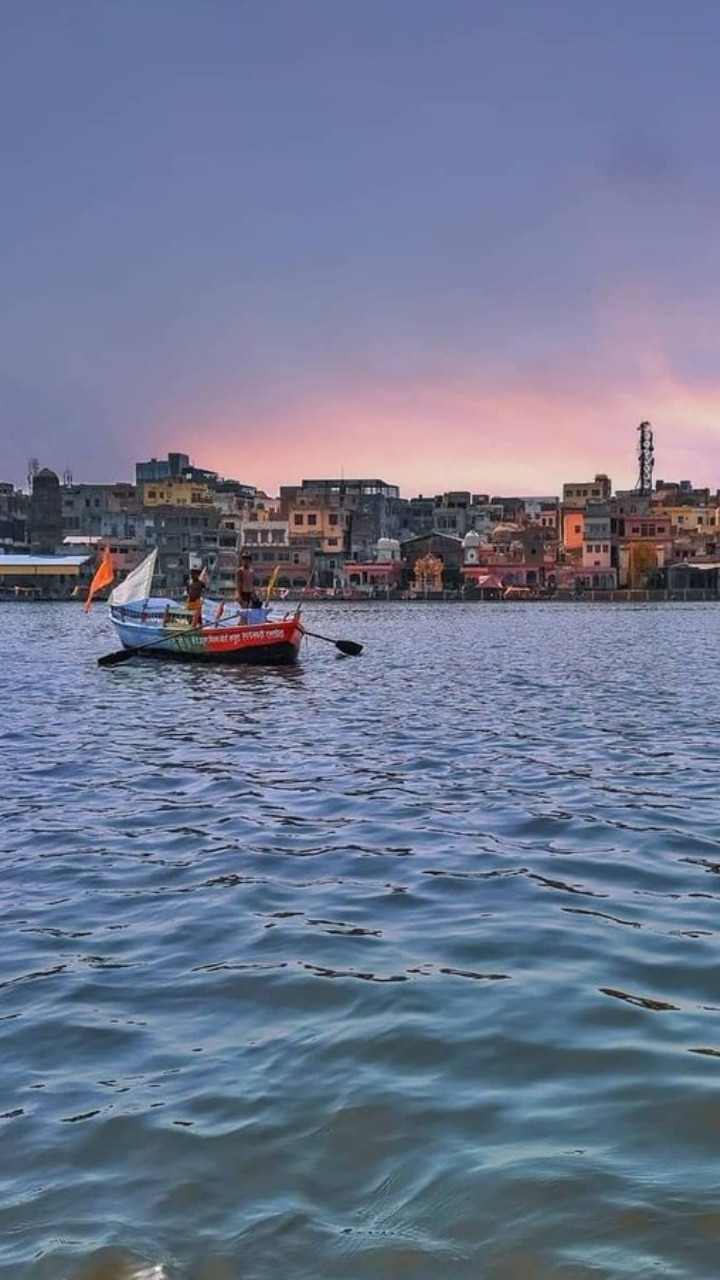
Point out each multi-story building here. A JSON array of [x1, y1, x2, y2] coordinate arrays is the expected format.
[[466, 500, 506, 537], [562, 474, 612, 506], [239, 520, 294, 588], [212, 480, 259, 522], [0, 482, 29, 551], [65, 535, 147, 576], [280, 478, 402, 571], [61, 482, 146, 541], [152, 504, 220, 596], [135, 452, 191, 484], [490, 496, 529, 524], [520, 497, 560, 545], [137, 476, 215, 508], [432, 492, 473, 536], [214, 517, 241, 598], [654, 479, 711, 508], [559, 474, 613, 563], [581, 503, 616, 586], [617, 506, 673, 587], [432, 492, 509, 538], [402, 496, 436, 538], [660, 503, 718, 535], [522, 495, 560, 521], [241, 540, 313, 592], [561, 508, 585, 558]]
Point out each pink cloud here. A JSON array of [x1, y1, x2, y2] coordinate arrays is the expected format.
[[159, 295, 720, 496]]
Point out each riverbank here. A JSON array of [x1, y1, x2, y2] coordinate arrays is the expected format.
[[279, 588, 720, 604]]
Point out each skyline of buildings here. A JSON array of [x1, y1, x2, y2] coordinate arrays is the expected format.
[[3, 423, 720, 602]]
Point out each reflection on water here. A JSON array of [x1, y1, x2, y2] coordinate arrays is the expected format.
[[3, 601, 720, 1278], [73, 1252, 170, 1280]]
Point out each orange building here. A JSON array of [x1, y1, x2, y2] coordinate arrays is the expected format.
[[562, 509, 585, 554]]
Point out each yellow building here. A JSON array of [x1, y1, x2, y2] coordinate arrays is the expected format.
[[287, 502, 347, 553], [661, 504, 718, 534], [137, 477, 214, 507]]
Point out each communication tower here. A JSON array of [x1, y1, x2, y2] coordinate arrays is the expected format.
[[27, 457, 40, 492], [635, 421, 654, 496], [62, 466, 73, 486]]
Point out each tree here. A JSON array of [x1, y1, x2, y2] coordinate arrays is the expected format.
[[628, 541, 657, 588]]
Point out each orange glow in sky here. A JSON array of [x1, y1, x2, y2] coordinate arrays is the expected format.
[[162, 357, 720, 498]]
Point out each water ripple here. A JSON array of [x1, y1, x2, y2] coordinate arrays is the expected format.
[[3, 601, 720, 1277]]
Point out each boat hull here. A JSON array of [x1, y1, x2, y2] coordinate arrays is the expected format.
[[110, 607, 303, 666], [137, 634, 301, 665]]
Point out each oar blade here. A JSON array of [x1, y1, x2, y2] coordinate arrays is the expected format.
[[298, 625, 363, 656], [97, 648, 135, 667], [335, 639, 363, 656]]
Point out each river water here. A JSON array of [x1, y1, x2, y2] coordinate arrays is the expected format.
[[3, 600, 720, 1279]]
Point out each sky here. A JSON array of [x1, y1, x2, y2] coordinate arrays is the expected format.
[[2, 0, 720, 497]]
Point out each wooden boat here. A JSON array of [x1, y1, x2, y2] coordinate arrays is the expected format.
[[105, 551, 302, 666]]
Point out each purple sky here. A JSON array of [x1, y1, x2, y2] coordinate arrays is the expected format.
[[3, 0, 720, 496]]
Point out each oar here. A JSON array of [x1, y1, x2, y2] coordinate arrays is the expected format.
[[96, 609, 245, 670], [98, 619, 209, 667], [298, 625, 363, 656]]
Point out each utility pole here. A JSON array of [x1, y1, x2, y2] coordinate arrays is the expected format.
[[635, 421, 654, 496]]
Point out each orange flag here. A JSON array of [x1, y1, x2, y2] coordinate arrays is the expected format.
[[84, 546, 114, 612]]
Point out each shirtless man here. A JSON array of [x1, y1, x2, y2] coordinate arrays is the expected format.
[[186, 568, 204, 626], [235, 552, 256, 607]]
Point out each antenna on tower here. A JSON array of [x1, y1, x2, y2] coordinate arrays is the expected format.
[[635, 421, 654, 496], [62, 466, 73, 486], [27, 457, 40, 492]]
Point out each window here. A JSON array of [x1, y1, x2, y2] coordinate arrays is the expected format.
[[574, 525, 581, 535], [148, 490, 157, 499], [327, 537, 338, 547], [308, 513, 317, 526], [294, 514, 304, 525], [328, 512, 339, 526]]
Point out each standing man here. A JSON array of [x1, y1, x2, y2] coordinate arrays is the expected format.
[[236, 551, 256, 607], [185, 567, 205, 626]]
